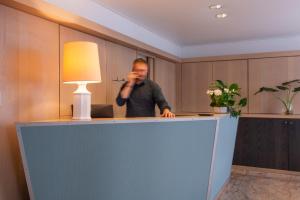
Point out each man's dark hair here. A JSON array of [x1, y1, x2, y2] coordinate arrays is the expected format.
[[133, 58, 148, 66]]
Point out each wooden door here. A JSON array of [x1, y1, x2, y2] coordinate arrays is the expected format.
[[59, 26, 107, 117], [213, 60, 248, 113], [106, 41, 137, 117], [181, 62, 213, 112], [233, 118, 289, 170], [233, 118, 262, 167], [288, 119, 300, 171], [249, 57, 300, 114], [154, 58, 177, 113]]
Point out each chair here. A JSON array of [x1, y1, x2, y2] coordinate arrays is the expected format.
[[71, 104, 114, 118]]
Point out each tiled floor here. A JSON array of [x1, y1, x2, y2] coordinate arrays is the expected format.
[[218, 166, 300, 200]]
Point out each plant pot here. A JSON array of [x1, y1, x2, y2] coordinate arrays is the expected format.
[[213, 107, 228, 114]]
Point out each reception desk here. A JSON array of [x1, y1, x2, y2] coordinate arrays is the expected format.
[[17, 115, 238, 200]]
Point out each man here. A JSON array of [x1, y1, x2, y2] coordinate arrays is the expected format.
[[116, 58, 175, 118]]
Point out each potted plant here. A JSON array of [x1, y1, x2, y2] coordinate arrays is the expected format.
[[207, 80, 247, 117], [255, 79, 300, 115]]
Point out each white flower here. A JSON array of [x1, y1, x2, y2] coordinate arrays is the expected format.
[[214, 89, 222, 96], [224, 88, 229, 93], [206, 90, 214, 96]]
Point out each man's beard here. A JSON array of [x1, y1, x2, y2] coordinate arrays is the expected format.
[[136, 76, 146, 81]]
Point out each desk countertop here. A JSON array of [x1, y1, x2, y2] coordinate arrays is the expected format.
[[16, 114, 228, 127]]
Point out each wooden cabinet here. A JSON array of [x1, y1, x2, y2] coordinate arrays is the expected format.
[[233, 117, 300, 172], [249, 57, 300, 114], [59, 26, 107, 117], [288, 120, 300, 171], [181, 62, 213, 112], [213, 60, 248, 112], [106, 41, 137, 117], [154, 58, 177, 112]]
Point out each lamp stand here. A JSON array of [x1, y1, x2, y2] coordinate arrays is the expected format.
[[72, 83, 91, 120]]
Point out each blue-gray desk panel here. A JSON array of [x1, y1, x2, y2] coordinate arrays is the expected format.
[[209, 117, 238, 200], [19, 120, 217, 200]]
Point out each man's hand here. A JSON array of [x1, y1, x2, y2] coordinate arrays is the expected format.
[[161, 109, 175, 118], [127, 72, 138, 85], [120, 72, 138, 99]]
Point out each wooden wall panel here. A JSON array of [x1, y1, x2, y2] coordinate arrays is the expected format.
[[213, 60, 248, 113], [154, 58, 177, 113], [181, 62, 213, 113], [59, 26, 107, 117], [175, 63, 182, 113], [286, 57, 300, 114], [106, 41, 137, 117], [249, 57, 300, 114], [0, 4, 59, 200]]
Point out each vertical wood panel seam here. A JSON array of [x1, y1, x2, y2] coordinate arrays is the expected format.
[[247, 59, 250, 113], [58, 25, 61, 118]]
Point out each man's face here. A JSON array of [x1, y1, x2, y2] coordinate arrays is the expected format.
[[132, 62, 148, 81]]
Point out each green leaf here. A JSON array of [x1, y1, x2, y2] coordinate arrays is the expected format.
[[239, 98, 248, 107], [228, 99, 235, 106], [215, 80, 226, 88], [293, 87, 300, 92], [276, 86, 289, 90], [282, 79, 300, 86], [229, 83, 239, 91], [254, 87, 278, 95]]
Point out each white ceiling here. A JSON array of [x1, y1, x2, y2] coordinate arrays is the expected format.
[[94, 0, 300, 46]]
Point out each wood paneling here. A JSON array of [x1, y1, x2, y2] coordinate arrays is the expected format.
[[106, 41, 137, 117], [0, 4, 59, 200], [0, 0, 181, 63], [213, 60, 248, 112], [154, 58, 177, 113], [59, 26, 107, 117], [175, 63, 182, 113], [249, 57, 300, 114], [181, 62, 213, 112]]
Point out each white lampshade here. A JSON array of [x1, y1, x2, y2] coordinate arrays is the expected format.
[[63, 41, 101, 84]]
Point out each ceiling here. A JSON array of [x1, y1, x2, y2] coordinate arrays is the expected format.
[[93, 0, 300, 46]]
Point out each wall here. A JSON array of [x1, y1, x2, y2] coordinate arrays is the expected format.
[[0, 4, 177, 200], [0, 4, 59, 200], [179, 53, 300, 114], [181, 35, 300, 58]]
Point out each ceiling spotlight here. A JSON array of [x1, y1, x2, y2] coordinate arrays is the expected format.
[[216, 13, 227, 18], [209, 4, 222, 9]]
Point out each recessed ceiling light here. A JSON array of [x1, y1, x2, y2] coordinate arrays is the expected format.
[[209, 4, 222, 9], [216, 13, 227, 19]]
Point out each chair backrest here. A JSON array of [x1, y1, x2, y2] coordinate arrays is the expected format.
[[91, 104, 114, 118], [71, 104, 114, 118]]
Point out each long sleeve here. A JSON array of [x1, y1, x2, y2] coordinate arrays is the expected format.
[[116, 82, 128, 106], [152, 83, 171, 114]]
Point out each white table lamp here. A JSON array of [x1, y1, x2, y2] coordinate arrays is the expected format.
[[63, 41, 101, 120]]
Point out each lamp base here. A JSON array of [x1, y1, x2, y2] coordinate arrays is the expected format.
[[72, 83, 91, 120]]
